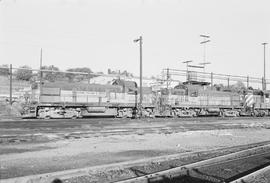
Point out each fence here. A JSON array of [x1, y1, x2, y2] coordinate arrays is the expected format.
[[162, 68, 270, 90]]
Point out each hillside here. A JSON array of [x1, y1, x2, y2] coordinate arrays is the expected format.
[[0, 101, 22, 119], [0, 76, 31, 97]]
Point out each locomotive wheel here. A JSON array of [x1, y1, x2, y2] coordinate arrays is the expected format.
[[219, 111, 224, 117], [260, 111, 265, 117], [44, 115, 51, 119], [117, 111, 123, 118], [71, 115, 78, 119]]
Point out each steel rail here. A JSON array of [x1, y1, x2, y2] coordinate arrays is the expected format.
[[230, 165, 270, 183], [115, 144, 270, 183], [2, 141, 270, 183]]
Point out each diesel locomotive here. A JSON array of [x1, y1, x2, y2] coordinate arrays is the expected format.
[[21, 79, 270, 119]]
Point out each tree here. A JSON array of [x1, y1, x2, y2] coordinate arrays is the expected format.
[[229, 81, 247, 93], [15, 65, 33, 81], [41, 65, 63, 82], [0, 64, 9, 76], [65, 67, 92, 82], [233, 81, 246, 90], [213, 84, 225, 91]]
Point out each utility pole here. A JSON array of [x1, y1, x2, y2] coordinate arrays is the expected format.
[[166, 68, 169, 90], [211, 72, 213, 89], [187, 64, 204, 82], [9, 64, 12, 105], [247, 76, 249, 89], [40, 48, 43, 98], [182, 60, 193, 81], [134, 36, 143, 117], [199, 35, 211, 73], [262, 43, 267, 90]]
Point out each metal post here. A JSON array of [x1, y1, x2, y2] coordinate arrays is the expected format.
[[262, 43, 267, 90], [40, 48, 43, 97], [166, 68, 169, 90], [9, 64, 12, 105], [211, 72, 213, 89], [262, 77, 264, 90], [227, 77, 230, 88], [182, 60, 192, 81], [247, 76, 249, 88], [134, 36, 143, 117], [186, 64, 188, 81], [139, 36, 143, 117], [135, 91, 138, 109]]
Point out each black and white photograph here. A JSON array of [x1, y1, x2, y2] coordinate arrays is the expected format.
[[0, 0, 270, 182]]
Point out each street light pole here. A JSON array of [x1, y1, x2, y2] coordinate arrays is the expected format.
[[262, 43, 267, 90], [134, 36, 143, 117]]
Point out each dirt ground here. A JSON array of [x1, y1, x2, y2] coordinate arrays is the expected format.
[[1, 117, 270, 179]]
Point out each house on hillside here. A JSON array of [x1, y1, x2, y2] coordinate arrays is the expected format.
[[112, 79, 137, 93]]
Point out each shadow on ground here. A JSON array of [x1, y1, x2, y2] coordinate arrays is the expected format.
[[127, 168, 224, 183], [138, 175, 219, 183], [49, 156, 270, 183]]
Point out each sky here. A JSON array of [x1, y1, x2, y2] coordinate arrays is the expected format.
[[0, 0, 269, 79]]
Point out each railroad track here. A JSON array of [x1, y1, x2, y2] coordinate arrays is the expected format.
[[230, 165, 270, 183], [3, 142, 270, 183], [115, 144, 270, 183]]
